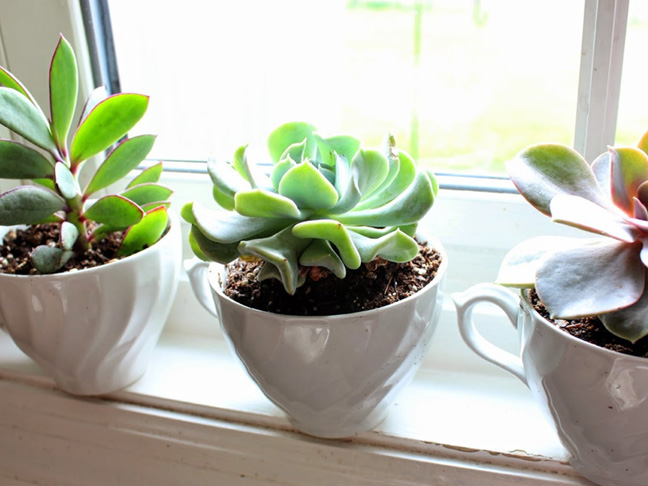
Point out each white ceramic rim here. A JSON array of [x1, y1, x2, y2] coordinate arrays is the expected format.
[[0, 210, 179, 281], [521, 288, 648, 363], [208, 235, 448, 320]]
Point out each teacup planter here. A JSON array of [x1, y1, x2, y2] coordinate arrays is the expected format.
[[453, 132, 648, 486], [454, 284, 648, 486], [183, 122, 445, 437], [0, 36, 179, 395], [0, 212, 181, 395], [187, 236, 447, 438]]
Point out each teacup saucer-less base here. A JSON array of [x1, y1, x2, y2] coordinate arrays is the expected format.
[[454, 283, 648, 486], [0, 212, 182, 396], [187, 236, 447, 438]]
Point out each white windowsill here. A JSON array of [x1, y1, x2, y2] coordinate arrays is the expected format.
[[0, 278, 595, 485]]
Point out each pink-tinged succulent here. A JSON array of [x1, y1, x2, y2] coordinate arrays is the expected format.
[[497, 131, 648, 343], [0, 35, 171, 273]]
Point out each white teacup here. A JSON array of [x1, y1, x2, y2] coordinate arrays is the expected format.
[[453, 283, 648, 486]]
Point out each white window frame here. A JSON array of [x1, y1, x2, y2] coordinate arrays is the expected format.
[[0, 1, 630, 484]]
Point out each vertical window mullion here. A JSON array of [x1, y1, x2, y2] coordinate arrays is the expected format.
[[574, 0, 629, 162]]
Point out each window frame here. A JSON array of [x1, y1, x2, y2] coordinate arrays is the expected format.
[[0, 1, 636, 484]]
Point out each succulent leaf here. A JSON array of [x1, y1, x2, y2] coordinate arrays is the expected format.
[[549, 194, 639, 243], [31, 245, 73, 274], [278, 161, 339, 210], [535, 239, 644, 319], [316, 134, 361, 168], [207, 157, 249, 201], [0, 140, 54, 179], [609, 147, 648, 216], [85, 135, 156, 196], [349, 228, 419, 263], [60, 221, 79, 251], [271, 157, 296, 189], [127, 161, 163, 188], [79, 86, 108, 122], [238, 225, 312, 295], [336, 170, 434, 226], [292, 219, 361, 269], [601, 282, 648, 343], [117, 206, 168, 256], [54, 162, 78, 199], [84, 194, 143, 227], [120, 183, 172, 207], [0, 66, 39, 105], [0, 186, 64, 225], [507, 144, 610, 215], [192, 202, 292, 244], [353, 149, 415, 210], [70, 93, 149, 165], [234, 189, 305, 219], [299, 239, 346, 278], [267, 121, 317, 163], [351, 149, 390, 197], [49, 35, 78, 150], [190, 224, 240, 263], [0, 87, 56, 153]]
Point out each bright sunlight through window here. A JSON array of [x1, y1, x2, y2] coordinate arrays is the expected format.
[[108, 0, 646, 177]]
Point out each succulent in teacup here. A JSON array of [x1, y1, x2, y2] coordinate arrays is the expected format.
[[183, 121, 438, 294], [0, 35, 170, 274], [497, 130, 648, 343]]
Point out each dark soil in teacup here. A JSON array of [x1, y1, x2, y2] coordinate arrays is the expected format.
[[224, 243, 442, 316], [530, 289, 648, 358], [0, 224, 125, 275]]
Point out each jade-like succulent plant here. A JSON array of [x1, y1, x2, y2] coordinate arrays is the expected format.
[[184, 121, 438, 294], [498, 130, 648, 343], [0, 35, 171, 273]]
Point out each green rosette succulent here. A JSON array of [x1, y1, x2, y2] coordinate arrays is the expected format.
[[498, 129, 648, 343], [184, 121, 438, 295], [0, 35, 171, 274]]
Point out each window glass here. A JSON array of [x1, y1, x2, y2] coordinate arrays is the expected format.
[[109, 0, 583, 175], [616, 1, 648, 146]]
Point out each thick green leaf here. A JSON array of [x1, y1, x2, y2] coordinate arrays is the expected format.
[[353, 150, 414, 210], [207, 157, 249, 200], [330, 152, 361, 214], [292, 219, 361, 269], [315, 134, 361, 168], [0, 87, 56, 153], [84, 194, 143, 227], [0, 185, 64, 225], [181, 202, 196, 224], [85, 135, 156, 196], [33, 177, 57, 191], [0, 66, 36, 103], [0, 139, 54, 179], [213, 186, 235, 210], [127, 161, 163, 188], [348, 229, 419, 263], [267, 121, 317, 163], [351, 149, 389, 196], [55, 162, 78, 199], [117, 206, 168, 256], [239, 225, 312, 295], [70, 93, 149, 165], [335, 171, 434, 227], [279, 140, 306, 165], [60, 221, 79, 251], [233, 144, 250, 181], [278, 161, 339, 210], [49, 36, 78, 150], [31, 245, 72, 274], [299, 239, 346, 279], [192, 202, 293, 244], [270, 158, 296, 189], [234, 189, 305, 219], [120, 183, 172, 207], [507, 144, 610, 215], [79, 86, 107, 122], [190, 225, 240, 263]]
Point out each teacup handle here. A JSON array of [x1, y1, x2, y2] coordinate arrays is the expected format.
[[452, 283, 527, 385], [184, 258, 220, 318]]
